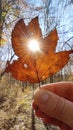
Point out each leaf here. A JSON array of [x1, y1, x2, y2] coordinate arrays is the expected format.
[[0, 33, 7, 46], [0, 38, 7, 46], [5, 17, 73, 83]]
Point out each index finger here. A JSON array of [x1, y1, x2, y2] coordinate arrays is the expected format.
[[40, 81, 73, 101]]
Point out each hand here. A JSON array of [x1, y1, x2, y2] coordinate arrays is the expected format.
[[32, 82, 73, 130]]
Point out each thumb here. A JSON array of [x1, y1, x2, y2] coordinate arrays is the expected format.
[[34, 89, 73, 128]]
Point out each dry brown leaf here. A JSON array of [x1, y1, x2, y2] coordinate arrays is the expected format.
[[5, 17, 73, 83]]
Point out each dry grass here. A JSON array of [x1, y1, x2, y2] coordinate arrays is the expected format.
[[0, 73, 61, 130]]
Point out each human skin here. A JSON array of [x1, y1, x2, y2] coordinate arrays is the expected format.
[[32, 82, 73, 130]]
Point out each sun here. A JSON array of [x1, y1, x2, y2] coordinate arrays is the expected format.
[[28, 39, 40, 52]]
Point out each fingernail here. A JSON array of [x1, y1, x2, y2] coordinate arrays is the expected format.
[[34, 89, 49, 104]]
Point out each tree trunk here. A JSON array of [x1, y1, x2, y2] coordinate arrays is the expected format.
[[0, 0, 2, 45], [31, 108, 36, 130], [49, 76, 53, 83], [31, 84, 36, 130]]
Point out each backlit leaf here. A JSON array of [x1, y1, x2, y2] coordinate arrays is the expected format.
[[5, 17, 73, 83]]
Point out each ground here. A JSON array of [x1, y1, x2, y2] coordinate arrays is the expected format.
[[0, 74, 60, 130]]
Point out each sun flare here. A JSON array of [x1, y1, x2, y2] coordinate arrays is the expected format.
[[28, 39, 40, 52]]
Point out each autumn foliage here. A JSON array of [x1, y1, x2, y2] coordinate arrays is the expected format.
[[5, 17, 73, 83]]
